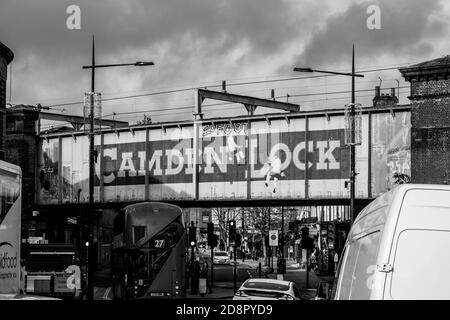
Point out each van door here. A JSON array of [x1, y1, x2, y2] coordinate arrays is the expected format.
[[387, 229, 450, 299], [386, 188, 450, 300]]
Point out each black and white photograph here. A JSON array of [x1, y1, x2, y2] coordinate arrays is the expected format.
[[1, 0, 450, 310]]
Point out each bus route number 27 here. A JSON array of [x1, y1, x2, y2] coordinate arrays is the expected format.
[[154, 239, 165, 248]]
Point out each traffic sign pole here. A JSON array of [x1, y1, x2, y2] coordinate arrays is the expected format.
[[233, 244, 237, 293], [210, 246, 214, 293]]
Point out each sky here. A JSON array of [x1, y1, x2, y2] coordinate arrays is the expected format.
[[1, 0, 450, 128]]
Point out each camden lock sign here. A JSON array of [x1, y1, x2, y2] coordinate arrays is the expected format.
[[96, 129, 347, 186], [40, 111, 413, 203]]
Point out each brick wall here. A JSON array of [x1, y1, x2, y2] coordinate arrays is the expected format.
[[0, 42, 14, 160], [411, 127, 450, 184], [0, 55, 7, 159], [400, 60, 450, 185], [5, 106, 39, 237]]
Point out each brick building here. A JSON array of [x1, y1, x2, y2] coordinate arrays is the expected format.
[[400, 56, 450, 184], [5, 105, 40, 239], [0, 41, 14, 159]]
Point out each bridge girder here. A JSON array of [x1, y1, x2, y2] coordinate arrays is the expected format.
[[196, 89, 300, 119], [39, 111, 129, 129]]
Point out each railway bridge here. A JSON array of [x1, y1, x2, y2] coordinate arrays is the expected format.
[[6, 53, 450, 271]]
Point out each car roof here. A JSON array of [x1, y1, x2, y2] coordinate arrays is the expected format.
[[0, 294, 61, 300], [244, 278, 292, 286]]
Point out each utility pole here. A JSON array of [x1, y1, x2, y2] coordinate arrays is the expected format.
[[293, 44, 363, 225], [82, 36, 154, 300], [242, 208, 245, 262], [306, 248, 309, 289], [350, 44, 356, 224], [210, 244, 214, 293], [281, 206, 284, 261], [233, 242, 237, 293], [87, 35, 95, 301], [268, 207, 271, 269]]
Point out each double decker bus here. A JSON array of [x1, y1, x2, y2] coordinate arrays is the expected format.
[[111, 202, 186, 299]]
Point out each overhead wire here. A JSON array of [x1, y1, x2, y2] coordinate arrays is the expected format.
[[42, 64, 412, 109]]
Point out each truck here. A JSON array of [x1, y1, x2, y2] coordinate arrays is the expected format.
[[0, 160, 22, 298], [0, 160, 77, 299]]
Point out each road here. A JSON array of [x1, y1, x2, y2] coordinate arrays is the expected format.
[[92, 258, 334, 300]]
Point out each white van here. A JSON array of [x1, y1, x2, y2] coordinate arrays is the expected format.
[[331, 184, 450, 300]]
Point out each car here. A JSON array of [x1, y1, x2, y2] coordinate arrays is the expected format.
[[233, 278, 302, 300], [213, 251, 231, 265], [0, 294, 61, 300]]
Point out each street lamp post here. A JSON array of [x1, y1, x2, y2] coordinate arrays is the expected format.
[[82, 35, 154, 300], [281, 206, 284, 261], [242, 208, 245, 262], [293, 44, 364, 224]]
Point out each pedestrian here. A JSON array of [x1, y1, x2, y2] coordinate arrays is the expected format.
[[199, 260, 208, 297], [334, 252, 339, 274], [190, 258, 200, 295]]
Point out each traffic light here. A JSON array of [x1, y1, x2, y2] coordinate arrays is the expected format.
[[188, 226, 197, 248], [235, 233, 242, 248], [228, 220, 236, 243], [277, 258, 286, 274], [288, 222, 295, 232], [207, 222, 219, 248], [301, 227, 312, 249], [207, 222, 214, 237], [209, 234, 219, 248]]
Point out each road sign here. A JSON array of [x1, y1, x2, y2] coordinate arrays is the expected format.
[[269, 230, 278, 246]]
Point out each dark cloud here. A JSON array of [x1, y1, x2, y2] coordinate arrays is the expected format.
[[291, 0, 446, 69], [0, 0, 324, 108]]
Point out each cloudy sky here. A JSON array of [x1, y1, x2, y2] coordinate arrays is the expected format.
[[1, 0, 449, 128]]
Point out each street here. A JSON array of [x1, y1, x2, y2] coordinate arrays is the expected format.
[[91, 257, 333, 300], [185, 258, 334, 300]]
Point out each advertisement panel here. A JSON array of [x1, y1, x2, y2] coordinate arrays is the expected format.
[[36, 110, 411, 204], [371, 111, 411, 196], [307, 116, 349, 198], [200, 121, 248, 199], [250, 118, 306, 199], [0, 161, 21, 295], [60, 135, 99, 204], [38, 138, 60, 204], [102, 130, 147, 202]]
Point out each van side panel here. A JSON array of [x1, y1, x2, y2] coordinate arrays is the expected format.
[[386, 188, 450, 300]]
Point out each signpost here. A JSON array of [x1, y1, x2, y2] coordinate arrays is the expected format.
[[269, 230, 278, 273], [269, 230, 278, 246]]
